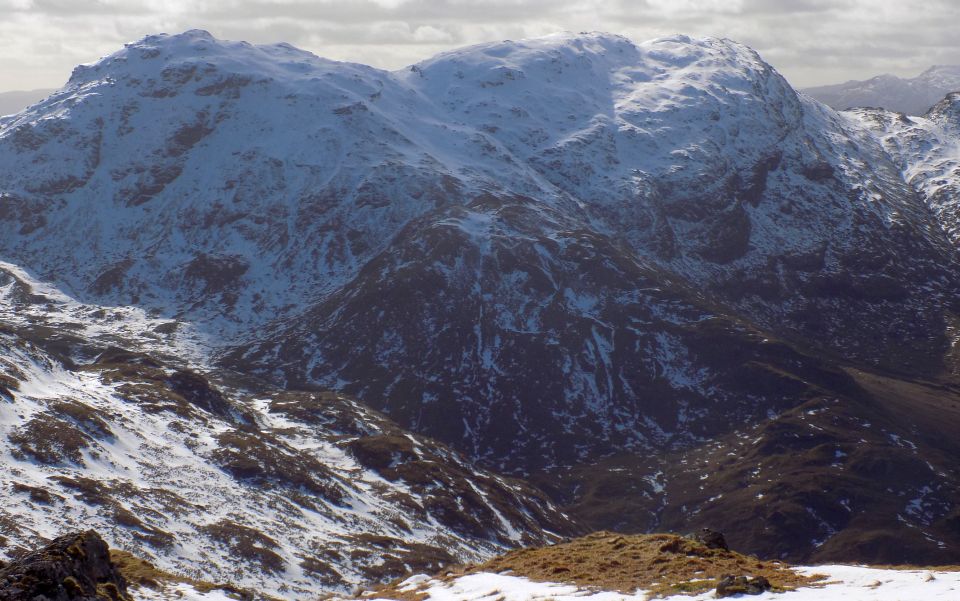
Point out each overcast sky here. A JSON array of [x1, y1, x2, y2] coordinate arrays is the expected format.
[[2, 0, 959, 92]]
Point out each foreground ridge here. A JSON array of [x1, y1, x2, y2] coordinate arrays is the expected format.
[[368, 532, 960, 601], [369, 532, 818, 599]]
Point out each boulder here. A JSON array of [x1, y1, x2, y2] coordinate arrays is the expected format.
[[692, 528, 729, 551], [0, 531, 128, 601], [715, 574, 772, 597]]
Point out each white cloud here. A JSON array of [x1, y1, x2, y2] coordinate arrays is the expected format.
[[1, 0, 958, 91], [643, 0, 745, 16], [412, 24, 453, 43]]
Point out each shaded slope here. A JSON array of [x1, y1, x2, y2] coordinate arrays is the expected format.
[[548, 368, 960, 564], [228, 196, 870, 474]]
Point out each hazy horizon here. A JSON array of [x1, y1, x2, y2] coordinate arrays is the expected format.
[[1, 0, 959, 94]]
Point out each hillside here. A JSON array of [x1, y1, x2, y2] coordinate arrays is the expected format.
[[0, 264, 572, 597]]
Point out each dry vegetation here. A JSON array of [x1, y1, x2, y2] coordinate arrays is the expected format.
[[343, 533, 455, 583], [0, 371, 19, 400], [109, 549, 254, 600], [199, 519, 286, 575], [8, 414, 92, 465], [48, 476, 182, 550], [370, 532, 826, 600], [210, 429, 346, 504]]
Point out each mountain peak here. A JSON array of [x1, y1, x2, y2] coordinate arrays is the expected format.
[[408, 30, 640, 73], [919, 64, 960, 76], [406, 30, 783, 111], [131, 28, 217, 49], [410, 31, 766, 73], [926, 90, 960, 127], [64, 29, 354, 90]]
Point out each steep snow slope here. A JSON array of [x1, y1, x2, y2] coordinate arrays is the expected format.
[[0, 266, 570, 598], [0, 31, 955, 367], [394, 34, 958, 371], [805, 65, 960, 115], [850, 94, 960, 248]]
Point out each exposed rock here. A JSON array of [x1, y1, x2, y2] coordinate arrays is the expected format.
[[691, 528, 729, 551], [715, 574, 772, 597], [0, 531, 129, 601]]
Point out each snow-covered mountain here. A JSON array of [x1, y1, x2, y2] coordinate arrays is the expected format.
[[2, 29, 960, 589], [850, 93, 960, 245], [804, 65, 960, 115]]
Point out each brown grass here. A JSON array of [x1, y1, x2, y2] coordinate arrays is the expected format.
[[110, 550, 254, 600], [341, 534, 455, 584], [8, 415, 92, 465], [50, 399, 115, 439], [371, 532, 825, 600], [211, 430, 345, 504], [199, 520, 286, 575], [474, 532, 822, 596], [49, 476, 177, 550], [0, 372, 19, 399], [11, 482, 62, 504]]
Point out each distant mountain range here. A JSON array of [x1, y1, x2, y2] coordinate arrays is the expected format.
[[804, 65, 960, 115], [0, 88, 55, 117]]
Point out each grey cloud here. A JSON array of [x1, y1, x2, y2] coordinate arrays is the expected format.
[[27, 0, 150, 16], [738, 0, 855, 15], [194, 0, 585, 27], [1, 0, 958, 90]]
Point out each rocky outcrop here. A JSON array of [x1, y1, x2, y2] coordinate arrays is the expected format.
[[715, 574, 771, 597], [0, 531, 128, 601], [691, 529, 729, 551]]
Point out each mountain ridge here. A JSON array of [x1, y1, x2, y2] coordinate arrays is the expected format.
[[804, 65, 960, 115]]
